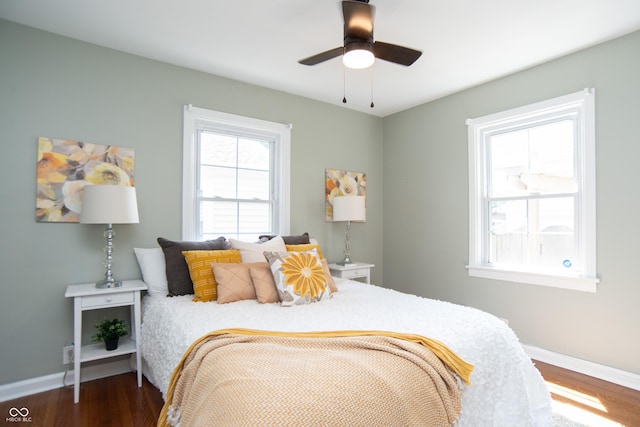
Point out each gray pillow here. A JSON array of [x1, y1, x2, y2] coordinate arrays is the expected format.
[[157, 237, 227, 296], [258, 232, 310, 245]]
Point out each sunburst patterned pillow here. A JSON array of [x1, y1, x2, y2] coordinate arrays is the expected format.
[[263, 249, 332, 306]]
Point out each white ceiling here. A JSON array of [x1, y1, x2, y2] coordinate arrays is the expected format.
[[2, 0, 640, 117]]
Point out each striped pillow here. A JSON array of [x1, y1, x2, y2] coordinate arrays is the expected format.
[[182, 249, 241, 302]]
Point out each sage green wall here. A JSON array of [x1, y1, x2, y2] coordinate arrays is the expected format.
[[2, 16, 638, 388], [383, 30, 640, 374], [0, 19, 383, 385]]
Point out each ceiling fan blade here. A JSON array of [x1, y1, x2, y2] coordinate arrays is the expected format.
[[374, 41, 422, 66], [342, 0, 375, 41], [298, 47, 344, 66]]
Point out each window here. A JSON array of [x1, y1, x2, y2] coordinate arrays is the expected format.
[[467, 89, 598, 292], [183, 105, 291, 241]]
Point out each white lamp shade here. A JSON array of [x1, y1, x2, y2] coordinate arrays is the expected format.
[[333, 195, 366, 222], [80, 185, 139, 224]]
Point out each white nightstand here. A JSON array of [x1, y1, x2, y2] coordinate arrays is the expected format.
[[64, 280, 147, 403], [327, 262, 375, 284]]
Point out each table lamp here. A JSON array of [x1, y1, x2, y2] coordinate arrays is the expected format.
[[332, 195, 366, 265], [80, 185, 139, 288]]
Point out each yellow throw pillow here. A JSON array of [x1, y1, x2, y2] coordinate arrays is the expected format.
[[285, 243, 324, 259], [182, 250, 241, 302]]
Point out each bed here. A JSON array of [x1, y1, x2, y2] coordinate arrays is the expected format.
[[135, 238, 552, 426]]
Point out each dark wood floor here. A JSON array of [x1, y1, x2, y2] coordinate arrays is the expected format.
[[1, 360, 639, 426], [0, 374, 163, 427]]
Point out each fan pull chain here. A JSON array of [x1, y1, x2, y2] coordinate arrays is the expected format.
[[341, 63, 376, 108], [342, 65, 347, 104], [370, 65, 375, 108]]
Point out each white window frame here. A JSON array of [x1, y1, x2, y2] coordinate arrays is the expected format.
[[182, 105, 291, 241], [466, 89, 598, 292]]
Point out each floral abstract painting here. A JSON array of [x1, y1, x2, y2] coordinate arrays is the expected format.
[[325, 168, 366, 222], [36, 137, 135, 222]]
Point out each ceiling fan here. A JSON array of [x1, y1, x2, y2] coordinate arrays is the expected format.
[[299, 0, 422, 69]]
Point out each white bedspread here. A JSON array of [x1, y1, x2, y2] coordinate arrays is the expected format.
[[141, 279, 552, 426]]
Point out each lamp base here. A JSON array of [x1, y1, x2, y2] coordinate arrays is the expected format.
[[336, 255, 356, 266], [95, 223, 122, 289], [95, 278, 123, 289]]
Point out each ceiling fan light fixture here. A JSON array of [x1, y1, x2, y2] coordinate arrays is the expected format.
[[343, 43, 375, 69]]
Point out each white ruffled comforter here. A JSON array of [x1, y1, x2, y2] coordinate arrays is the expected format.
[[141, 279, 552, 426]]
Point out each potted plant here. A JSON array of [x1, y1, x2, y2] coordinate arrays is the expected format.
[[92, 318, 128, 351]]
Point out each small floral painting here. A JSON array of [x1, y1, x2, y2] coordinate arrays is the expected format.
[[325, 168, 366, 222], [36, 137, 135, 222]]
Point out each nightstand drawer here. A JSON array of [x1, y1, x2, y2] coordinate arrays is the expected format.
[[341, 268, 369, 278], [328, 262, 374, 284], [81, 292, 133, 309]]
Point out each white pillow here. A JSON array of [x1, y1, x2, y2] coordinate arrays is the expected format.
[[134, 247, 168, 297], [229, 236, 286, 263]]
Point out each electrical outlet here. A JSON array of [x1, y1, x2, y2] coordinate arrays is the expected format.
[[63, 345, 74, 364]]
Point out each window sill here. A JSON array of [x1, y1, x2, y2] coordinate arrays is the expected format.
[[466, 265, 599, 293]]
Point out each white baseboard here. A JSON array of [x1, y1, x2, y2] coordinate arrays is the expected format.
[[0, 359, 132, 402], [523, 344, 640, 391]]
